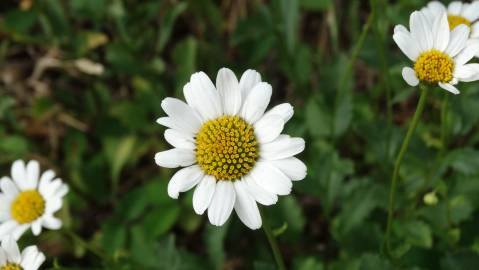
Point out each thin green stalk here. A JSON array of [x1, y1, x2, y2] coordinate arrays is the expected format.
[[384, 85, 429, 256], [332, 5, 374, 137], [440, 94, 450, 157], [370, 0, 393, 160], [261, 209, 286, 270]]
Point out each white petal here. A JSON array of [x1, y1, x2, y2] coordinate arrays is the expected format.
[[11, 225, 29, 241], [240, 82, 272, 123], [438, 82, 460, 94], [445, 24, 469, 57], [410, 11, 433, 51], [42, 216, 62, 230], [164, 129, 195, 150], [454, 41, 479, 66], [216, 68, 242, 116], [254, 114, 284, 144], [0, 221, 17, 239], [243, 175, 278, 206], [471, 23, 479, 38], [45, 198, 62, 214], [270, 157, 307, 181], [250, 162, 292, 196], [0, 249, 5, 265], [234, 180, 262, 230], [11, 160, 29, 190], [0, 177, 19, 198], [454, 64, 478, 80], [462, 2, 479, 21], [208, 181, 235, 226], [31, 221, 42, 236], [402, 67, 419, 86], [26, 160, 40, 189], [156, 117, 194, 137], [427, 1, 447, 14], [394, 25, 409, 34], [260, 135, 305, 160], [187, 72, 223, 120], [262, 103, 294, 123], [161, 97, 201, 135], [2, 236, 21, 263], [432, 12, 449, 51], [393, 30, 420, 61], [239, 69, 262, 102], [457, 63, 479, 82], [38, 170, 55, 196], [192, 175, 216, 215], [167, 165, 203, 199], [20, 246, 38, 269], [154, 149, 196, 168], [448, 1, 463, 15], [31, 252, 45, 270]]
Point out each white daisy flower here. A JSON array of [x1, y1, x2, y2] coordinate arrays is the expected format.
[[422, 1, 479, 41], [0, 236, 45, 270], [393, 11, 479, 94], [155, 68, 306, 230], [0, 160, 69, 240]]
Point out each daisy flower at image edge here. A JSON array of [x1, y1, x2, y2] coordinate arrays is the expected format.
[[155, 68, 307, 230], [393, 10, 479, 93], [0, 160, 69, 240], [421, 1, 479, 42], [0, 236, 45, 270]]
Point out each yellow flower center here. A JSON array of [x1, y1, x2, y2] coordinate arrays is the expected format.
[[1, 263, 22, 270], [11, 190, 45, 224], [195, 116, 259, 181], [447, 15, 471, 30], [414, 49, 454, 83]]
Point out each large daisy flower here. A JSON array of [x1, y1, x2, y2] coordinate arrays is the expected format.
[[422, 1, 479, 49], [393, 11, 479, 94], [0, 237, 45, 270], [0, 160, 69, 240], [155, 68, 306, 230]]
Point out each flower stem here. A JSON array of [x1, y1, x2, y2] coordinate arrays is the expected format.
[[384, 85, 429, 256], [261, 209, 286, 270], [440, 94, 450, 157]]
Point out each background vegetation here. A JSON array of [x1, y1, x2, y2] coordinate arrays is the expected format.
[[1, 0, 479, 269]]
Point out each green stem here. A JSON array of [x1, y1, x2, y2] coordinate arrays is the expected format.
[[440, 94, 450, 157], [370, 0, 393, 157], [332, 10, 374, 137], [384, 85, 429, 256], [261, 209, 286, 270]]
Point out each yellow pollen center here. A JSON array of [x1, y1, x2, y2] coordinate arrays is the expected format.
[[1, 263, 22, 270], [414, 49, 454, 83], [195, 115, 259, 181], [447, 15, 471, 30], [11, 190, 45, 224]]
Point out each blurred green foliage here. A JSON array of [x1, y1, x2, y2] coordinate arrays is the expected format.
[[1, 0, 479, 269]]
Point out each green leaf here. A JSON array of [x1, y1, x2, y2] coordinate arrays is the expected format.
[[158, 2, 188, 52], [104, 136, 137, 192], [394, 220, 433, 249]]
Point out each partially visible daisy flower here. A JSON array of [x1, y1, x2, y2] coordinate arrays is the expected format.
[[0, 236, 45, 270], [0, 160, 69, 240], [155, 68, 306, 230], [422, 1, 479, 38], [393, 11, 479, 94]]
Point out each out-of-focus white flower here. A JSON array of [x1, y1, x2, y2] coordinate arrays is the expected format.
[[393, 11, 479, 94], [0, 160, 69, 240], [0, 236, 45, 270]]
